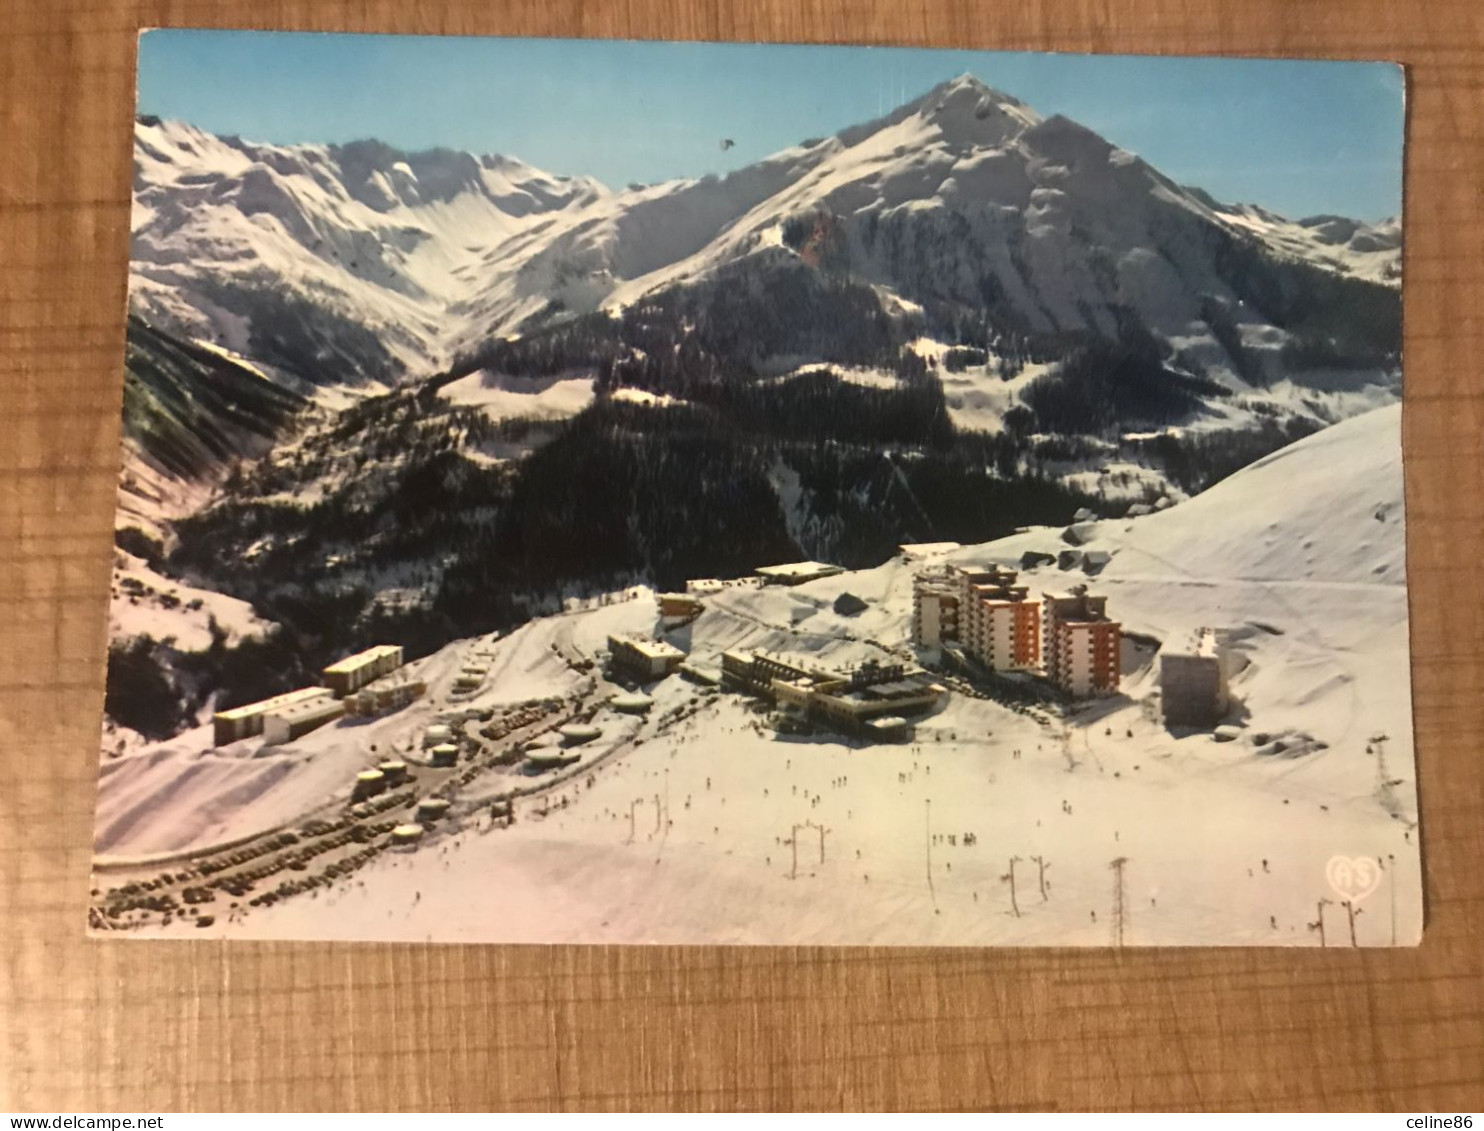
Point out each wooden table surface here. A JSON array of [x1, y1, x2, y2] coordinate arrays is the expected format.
[[2, 0, 1482, 1113]]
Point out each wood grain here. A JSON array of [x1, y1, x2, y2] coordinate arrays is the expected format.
[[1, 0, 1481, 1113]]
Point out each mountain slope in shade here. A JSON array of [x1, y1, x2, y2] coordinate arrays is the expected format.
[[118, 314, 310, 548], [108, 315, 302, 752], [121, 315, 307, 485]]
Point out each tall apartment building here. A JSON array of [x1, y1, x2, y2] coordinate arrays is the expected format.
[[1043, 588, 1121, 698], [912, 564, 1040, 672], [911, 573, 960, 648]]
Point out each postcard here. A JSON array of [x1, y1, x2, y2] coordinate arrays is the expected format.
[[94, 31, 1414, 945]]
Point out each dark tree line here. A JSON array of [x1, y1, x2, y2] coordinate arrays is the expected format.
[[1205, 226, 1401, 363], [1127, 417, 1323, 496], [1021, 338, 1230, 436]]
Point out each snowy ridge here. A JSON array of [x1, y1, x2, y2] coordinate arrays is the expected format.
[[1205, 200, 1401, 286], [450, 73, 1402, 370]]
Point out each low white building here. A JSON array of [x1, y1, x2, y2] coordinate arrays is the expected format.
[[213, 686, 333, 746], [607, 635, 686, 680], [262, 696, 345, 745], [898, 542, 962, 560]]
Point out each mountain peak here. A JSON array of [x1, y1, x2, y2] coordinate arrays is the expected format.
[[938, 72, 1010, 99], [911, 73, 1041, 151], [940, 71, 990, 93], [835, 73, 1040, 152], [921, 73, 1032, 111]]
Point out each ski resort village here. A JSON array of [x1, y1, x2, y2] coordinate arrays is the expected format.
[[93, 402, 1418, 947], [95, 66, 1415, 946]]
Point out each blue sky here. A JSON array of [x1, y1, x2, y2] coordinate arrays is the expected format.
[[137, 31, 1405, 221]]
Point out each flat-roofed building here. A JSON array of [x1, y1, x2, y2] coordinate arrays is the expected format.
[[1043, 587, 1121, 698], [805, 675, 946, 733], [213, 686, 333, 746], [754, 561, 845, 586], [344, 674, 426, 718], [351, 770, 386, 802], [911, 574, 959, 648], [1160, 628, 1231, 727], [725, 652, 946, 739], [262, 695, 346, 746], [656, 592, 704, 624], [970, 593, 1041, 673], [720, 650, 818, 696], [898, 541, 962, 560], [720, 649, 759, 689], [607, 635, 686, 681], [323, 644, 404, 697]]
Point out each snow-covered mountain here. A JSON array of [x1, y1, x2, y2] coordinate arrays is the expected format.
[[130, 75, 1401, 389], [130, 117, 608, 384], [100, 82, 1416, 944], [451, 75, 1402, 363]]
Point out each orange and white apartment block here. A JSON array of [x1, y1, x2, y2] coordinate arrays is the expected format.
[[1042, 588, 1121, 698], [913, 564, 1040, 672]]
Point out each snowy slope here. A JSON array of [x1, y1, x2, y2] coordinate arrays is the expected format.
[[1083, 402, 1406, 585], [955, 404, 1411, 766], [109, 548, 269, 653], [1209, 200, 1401, 285]]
